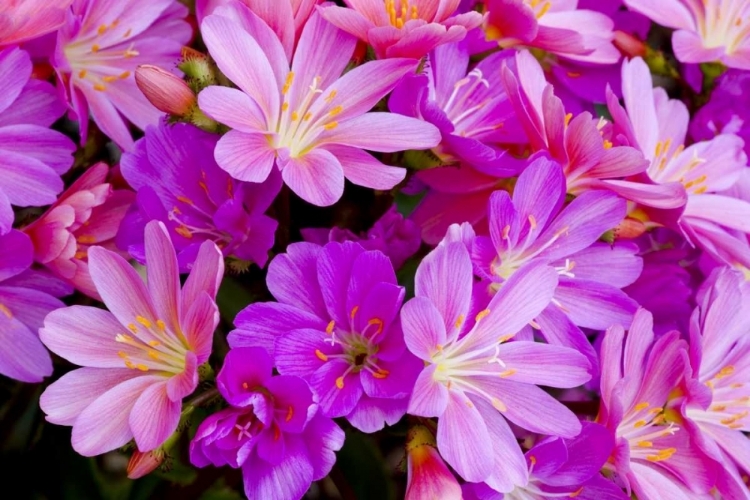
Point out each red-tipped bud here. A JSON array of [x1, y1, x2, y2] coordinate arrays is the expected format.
[[135, 65, 196, 116], [614, 30, 647, 58], [127, 448, 166, 479], [405, 426, 461, 500]]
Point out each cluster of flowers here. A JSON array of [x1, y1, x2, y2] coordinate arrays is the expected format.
[[2, 0, 750, 498]]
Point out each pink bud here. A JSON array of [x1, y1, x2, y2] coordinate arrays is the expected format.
[[135, 65, 196, 116], [405, 426, 462, 500], [614, 30, 646, 58], [127, 448, 165, 479]]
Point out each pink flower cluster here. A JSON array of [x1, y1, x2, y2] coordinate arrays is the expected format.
[[2, 0, 750, 499]]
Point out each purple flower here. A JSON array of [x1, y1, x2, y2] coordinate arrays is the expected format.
[[190, 347, 345, 500], [53, 0, 192, 149], [401, 239, 591, 491], [389, 40, 525, 171], [0, 0, 72, 47], [679, 268, 750, 496], [472, 157, 640, 371], [229, 241, 422, 433], [197, 5, 440, 205], [0, 46, 75, 235], [117, 122, 280, 272], [301, 205, 421, 269], [597, 308, 717, 499], [0, 230, 71, 382], [464, 422, 627, 500], [691, 69, 750, 158], [39, 221, 224, 456]]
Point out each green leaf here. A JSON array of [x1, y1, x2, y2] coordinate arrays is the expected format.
[[198, 479, 244, 500], [335, 431, 397, 500]]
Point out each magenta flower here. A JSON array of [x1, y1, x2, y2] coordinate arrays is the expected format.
[[625, 0, 750, 69], [501, 51, 683, 209], [472, 157, 640, 370], [484, 0, 620, 64], [301, 205, 421, 269], [190, 347, 345, 500], [196, 0, 319, 46], [0, 0, 72, 47], [597, 308, 717, 499], [117, 122, 280, 272], [53, 0, 192, 150], [464, 422, 627, 500], [23, 162, 134, 300], [679, 269, 750, 493], [389, 41, 525, 170], [198, 6, 440, 205], [608, 57, 750, 268], [402, 239, 591, 490], [0, 46, 75, 235], [0, 230, 71, 382], [319, 0, 483, 59], [39, 221, 224, 456], [230, 241, 422, 432]]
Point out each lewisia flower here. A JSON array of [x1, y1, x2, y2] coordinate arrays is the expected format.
[[39, 221, 223, 456], [196, 0, 319, 47], [229, 241, 422, 432], [402, 239, 591, 491], [319, 0, 484, 59], [199, 6, 440, 206], [464, 422, 627, 500], [597, 308, 717, 499], [190, 347, 345, 500], [0, 46, 75, 235], [472, 157, 640, 369], [500, 50, 685, 210], [23, 162, 134, 300], [0, 0, 73, 47], [680, 269, 750, 495], [53, 0, 192, 150], [0, 230, 71, 382], [608, 57, 750, 268], [301, 205, 421, 269], [405, 425, 462, 500], [484, 0, 620, 64], [117, 122, 280, 272], [624, 0, 750, 69]]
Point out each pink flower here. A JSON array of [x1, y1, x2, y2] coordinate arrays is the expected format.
[[597, 308, 718, 499], [135, 65, 196, 117], [405, 425, 462, 500], [624, 0, 750, 69], [39, 221, 224, 456], [608, 57, 750, 268], [23, 162, 134, 300], [53, 0, 192, 150], [0, 0, 73, 47], [485, 0, 620, 64], [319, 0, 484, 59], [198, 5, 440, 205]]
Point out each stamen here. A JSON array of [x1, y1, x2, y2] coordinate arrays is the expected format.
[[315, 349, 328, 362]]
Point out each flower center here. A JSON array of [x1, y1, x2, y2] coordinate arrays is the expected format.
[[115, 315, 190, 375], [617, 401, 680, 463]]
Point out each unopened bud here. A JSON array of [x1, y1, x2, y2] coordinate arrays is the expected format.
[[613, 30, 646, 59], [405, 425, 461, 500], [135, 65, 196, 116], [127, 448, 166, 479], [179, 46, 216, 88]]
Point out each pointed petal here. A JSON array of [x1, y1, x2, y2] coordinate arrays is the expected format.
[[281, 148, 345, 206]]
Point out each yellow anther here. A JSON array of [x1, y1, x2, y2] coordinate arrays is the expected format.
[[103, 75, 117, 83], [315, 349, 328, 362], [78, 70, 88, 78], [350, 306, 359, 319], [633, 420, 647, 428], [655, 141, 663, 157], [637, 441, 653, 448], [281, 102, 289, 111], [475, 309, 491, 322], [175, 225, 193, 239], [286, 405, 294, 422], [282, 72, 295, 94], [373, 369, 390, 379], [148, 340, 161, 347], [291, 111, 299, 121], [634, 402, 650, 411], [529, 455, 537, 465], [325, 90, 337, 103], [136, 316, 152, 328], [97, 24, 108, 34], [128, 323, 138, 333], [694, 186, 708, 194], [499, 369, 516, 378], [119, 71, 131, 79], [148, 350, 160, 360], [125, 360, 136, 369], [78, 235, 96, 244], [528, 214, 537, 229], [117, 351, 129, 359], [329, 105, 343, 117], [731, 383, 745, 389], [454, 314, 465, 329], [123, 28, 132, 38], [74, 251, 87, 259], [716, 365, 736, 379], [0, 304, 12, 319], [491, 398, 507, 411], [498, 334, 515, 343], [136, 364, 149, 371], [93, 84, 106, 91], [115, 333, 132, 343], [156, 320, 166, 331], [91, 44, 100, 52], [564, 112, 573, 127], [176, 195, 193, 205], [335, 376, 345, 389], [569, 487, 584, 498], [603, 139, 613, 149], [326, 320, 335, 334], [303, 112, 312, 121], [324, 121, 338, 130]]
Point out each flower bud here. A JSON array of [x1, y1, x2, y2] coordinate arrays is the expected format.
[[135, 65, 196, 116], [127, 448, 166, 479], [613, 30, 647, 59], [405, 425, 461, 500]]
